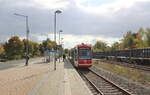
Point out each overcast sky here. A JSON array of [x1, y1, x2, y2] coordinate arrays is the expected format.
[[0, 0, 150, 48]]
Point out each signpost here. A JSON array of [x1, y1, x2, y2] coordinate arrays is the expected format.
[[44, 50, 56, 62]]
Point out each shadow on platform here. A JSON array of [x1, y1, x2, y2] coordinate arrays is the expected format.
[[64, 59, 74, 69]]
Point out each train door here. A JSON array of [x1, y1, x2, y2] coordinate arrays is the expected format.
[[74, 48, 78, 67]]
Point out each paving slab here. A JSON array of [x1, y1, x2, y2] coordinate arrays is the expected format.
[[0, 62, 50, 95], [29, 60, 92, 95], [64, 60, 93, 95]]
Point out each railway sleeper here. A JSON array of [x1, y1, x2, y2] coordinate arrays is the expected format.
[[104, 92, 123, 95], [98, 86, 118, 90], [100, 89, 121, 93]]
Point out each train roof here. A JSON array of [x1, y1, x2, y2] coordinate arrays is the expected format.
[[77, 45, 91, 48]]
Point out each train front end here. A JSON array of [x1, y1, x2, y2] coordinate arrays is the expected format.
[[77, 45, 92, 67]]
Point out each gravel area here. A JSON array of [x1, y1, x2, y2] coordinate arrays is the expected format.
[[91, 66, 150, 95], [0, 63, 50, 95]]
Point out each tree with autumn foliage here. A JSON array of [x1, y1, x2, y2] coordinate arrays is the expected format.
[[110, 42, 123, 50], [121, 28, 148, 49], [0, 36, 58, 60], [40, 39, 57, 53], [133, 28, 147, 48], [23, 39, 41, 57], [4, 36, 24, 59], [0, 44, 5, 58], [121, 31, 135, 49], [93, 27, 150, 51], [93, 41, 108, 52], [146, 28, 150, 47]]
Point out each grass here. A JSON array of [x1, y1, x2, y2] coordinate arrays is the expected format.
[[93, 61, 150, 88]]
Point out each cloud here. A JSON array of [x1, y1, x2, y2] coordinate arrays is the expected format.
[[0, 0, 150, 48], [77, 0, 150, 15], [34, 33, 120, 48], [0, 0, 70, 9], [59, 1, 150, 37], [62, 34, 120, 48], [31, 0, 70, 9]]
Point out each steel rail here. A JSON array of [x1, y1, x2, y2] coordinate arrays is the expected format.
[[89, 69, 132, 95], [77, 69, 104, 95]]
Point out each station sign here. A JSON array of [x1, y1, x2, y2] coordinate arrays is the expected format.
[[47, 50, 55, 52], [44, 50, 56, 56]]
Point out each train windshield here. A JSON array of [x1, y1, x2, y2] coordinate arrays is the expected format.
[[78, 48, 91, 59]]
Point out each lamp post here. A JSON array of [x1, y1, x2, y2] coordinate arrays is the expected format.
[[60, 38, 64, 48], [59, 30, 63, 45], [14, 13, 29, 66], [58, 30, 63, 62], [54, 10, 62, 70]]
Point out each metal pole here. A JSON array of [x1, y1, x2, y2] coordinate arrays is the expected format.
[[59, 31, 60, 62], [59, 30, 63, 45], [59, 30, 62, 62], [59, 31, 60, 45], [53, 10, 62, 70], [25, 16, 29, 66], [54, 12, 56, 70], [14, 13, 29, 66]]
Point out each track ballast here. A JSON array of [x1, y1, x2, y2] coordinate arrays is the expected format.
[[78, 68, 132, 95]]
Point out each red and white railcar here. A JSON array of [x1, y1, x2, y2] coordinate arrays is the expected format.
[[73, 44, 92, 68]]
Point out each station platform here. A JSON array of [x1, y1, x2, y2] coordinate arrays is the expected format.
[[29, 59, 92, 95]]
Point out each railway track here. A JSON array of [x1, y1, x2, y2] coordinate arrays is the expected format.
[[94, 59, 150, 72], [78, 69, 103, 95], [129, 64, 150, 71], [78, 69, 132, 95]]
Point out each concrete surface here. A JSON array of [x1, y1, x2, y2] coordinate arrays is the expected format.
[[0, 62, 50, 95], [29, 60, 93, 95]]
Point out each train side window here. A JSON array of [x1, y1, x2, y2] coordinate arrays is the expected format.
[[75, 49, 77, 60]]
